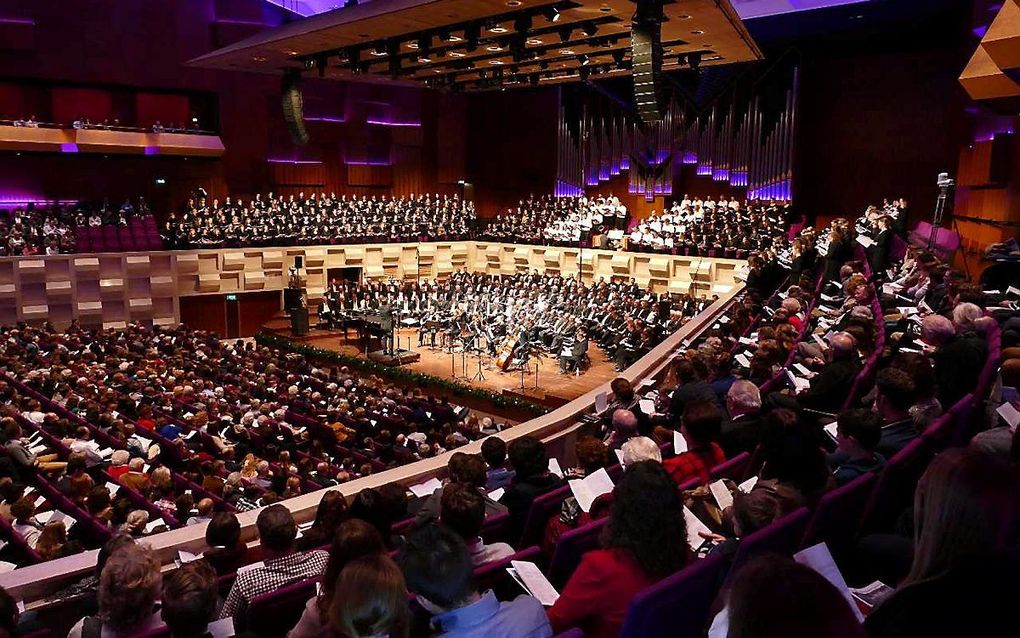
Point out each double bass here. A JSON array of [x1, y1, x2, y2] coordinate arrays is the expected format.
[[494, 336, 519, 370]]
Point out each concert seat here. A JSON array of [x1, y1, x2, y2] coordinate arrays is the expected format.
[[618, 553, 728, 638], [518, 484, 572, 548], [548, 518, 607, 587], [708, 451, 751, 483], [246, 576, 318, 638], [858, 437, 932, 534], [726, 507, 811, 581], [800, 473, 876, 567]]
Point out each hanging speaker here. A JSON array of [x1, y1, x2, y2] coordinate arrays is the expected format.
[[632, 0, 664, 124], [282, 69, 310, 145]]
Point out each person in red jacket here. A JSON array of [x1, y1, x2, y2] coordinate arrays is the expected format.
[[547, 461, 691, 638], [663, 400, 727, 486]]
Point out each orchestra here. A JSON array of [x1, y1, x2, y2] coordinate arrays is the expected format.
[[315, 270, 712, 375]]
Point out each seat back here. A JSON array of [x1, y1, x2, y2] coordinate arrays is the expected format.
[[474, 545, 541, 593], [728, 507, 811, 579], [519, 484, 571, 547], [548, 518, 608, 587], [246, 577, 318, 638], [708, 451, 751, 483], [619, 553, 728, 638], [858, 437, 932, 534], [800, 473, 876, 565]]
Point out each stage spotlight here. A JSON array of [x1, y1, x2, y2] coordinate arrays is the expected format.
[[543, 7, 561, 22], [514, 14, 532, 33], [579, 65, 590, 80], [372, 43, 387, 56], [558, 27, 573, 42], [688, 51, 702, 70], [612, 49, 625, 66], [539, 60, 549, 69], [417, 34, 431, 53], [582, 23, 599, 37], [578, 54, 590, 66]]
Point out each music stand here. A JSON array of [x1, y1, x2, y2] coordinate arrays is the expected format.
[[470, 353, 486, 382]]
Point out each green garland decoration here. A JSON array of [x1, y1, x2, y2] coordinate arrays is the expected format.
[[255, 331, 548, 416]]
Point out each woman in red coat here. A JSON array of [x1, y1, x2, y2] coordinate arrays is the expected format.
[[547, 461, 691, 638]]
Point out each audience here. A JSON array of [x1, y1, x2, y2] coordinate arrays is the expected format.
[[440, 482, 515, 566], [499, 436, 566, 543], [290, 518, 387, 638], [710, 555, 867, 638], [548, 461, 689, 638], [663, 400, 726, 486], [328, 554, 410, 638], [160, 560, 221, 638], [401, 525, 552, 638], [829, 409, 886, 485], [67, 544, 163, 637], [220, 504, 328, 628]]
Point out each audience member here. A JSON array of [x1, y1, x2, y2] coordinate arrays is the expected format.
[[401, 525, 552, 638], [68, 544, 163, 637]]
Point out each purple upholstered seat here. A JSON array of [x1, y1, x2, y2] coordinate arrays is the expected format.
[[549, 518, 607, 587], [708, 451, 751, 483], [727, 507, 811, 580], [618, 553, 728, 638], [519, 484, 572, 548], [246, 576, 318, 638], [858, 437, 932, 534], [800, 472, 876, 565]]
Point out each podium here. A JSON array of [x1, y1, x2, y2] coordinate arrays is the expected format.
[[290, 307, 309, 336], [284, 286, 303, 311]]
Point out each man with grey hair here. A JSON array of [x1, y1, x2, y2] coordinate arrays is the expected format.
[[621, 436, 662, 466], [922, 312, 987, 406], [775, 331, 860, 414], [604, 408, 639, 450], [721, 380, 764, 456]]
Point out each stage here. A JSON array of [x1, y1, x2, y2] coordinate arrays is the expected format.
[[261, 314, 621, 408]]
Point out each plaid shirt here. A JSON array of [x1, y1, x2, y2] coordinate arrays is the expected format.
[[219, 549, 328, 626], [663, 444, 726, 486]]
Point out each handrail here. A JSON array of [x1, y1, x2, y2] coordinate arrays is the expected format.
[[0, 273, 744, 603]]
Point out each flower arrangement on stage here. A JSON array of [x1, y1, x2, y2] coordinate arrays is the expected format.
[[255, 332, 548, 416]]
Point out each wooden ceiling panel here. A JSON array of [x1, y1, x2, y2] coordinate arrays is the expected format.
[[190, 0, 761, 91]]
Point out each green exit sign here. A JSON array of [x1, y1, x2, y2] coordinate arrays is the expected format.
[[225, 294, 238, 301]]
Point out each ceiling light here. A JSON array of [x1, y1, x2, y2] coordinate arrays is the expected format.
[[372, 43, 387, 56], [407, 42, 419, 49], [559, 49, 574, 55], [507, 0, 522, 5], [678, 14, 692, 20], [447, 35, 462, 42], [487, 45, 502, 52], [543, 7, 561, 23], [253, 55, 267, 62], [527, 38, 543, 45], [418, 56, 431, 63], [449, 51, 466, 57], [691, 30, 704, 35], [578, 54, 590, 66], [490, 59, 504, 65]]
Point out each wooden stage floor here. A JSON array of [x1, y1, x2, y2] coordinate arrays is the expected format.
[[263, 318, 619, 406]]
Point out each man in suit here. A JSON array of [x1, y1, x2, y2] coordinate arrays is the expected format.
[[720, 380, 764, 457], [867, 215, 893, 278], [378, 295, 395, 354], [559, 330, 589, 373], [791, 332, 861, 414], [669, 357, 720, 420]]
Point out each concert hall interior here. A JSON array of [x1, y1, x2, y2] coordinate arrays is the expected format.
[[1, 1, 1020, 637]]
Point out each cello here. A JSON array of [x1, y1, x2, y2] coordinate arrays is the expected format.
[[494, 336, 519, 370]]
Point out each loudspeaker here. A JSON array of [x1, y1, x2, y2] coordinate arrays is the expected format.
[[282, 69, 310, 145], [294, 255, 304, 270], [632, 1, 664, 124]]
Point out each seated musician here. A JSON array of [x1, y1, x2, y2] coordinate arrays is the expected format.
[[559, 330, 589, 373]]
